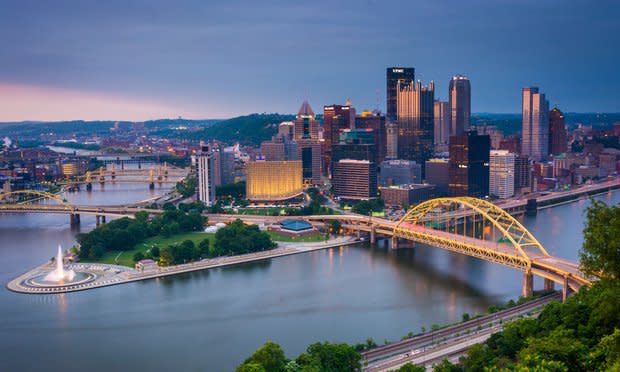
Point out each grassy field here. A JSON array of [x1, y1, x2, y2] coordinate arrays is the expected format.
[[266, 230, 328, 243], [99, 232, 214, 267]]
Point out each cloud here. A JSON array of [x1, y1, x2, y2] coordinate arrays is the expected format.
[[0, 84, 222, 121]]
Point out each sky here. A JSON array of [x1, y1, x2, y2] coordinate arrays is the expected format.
[[0, 0, 619, 121]]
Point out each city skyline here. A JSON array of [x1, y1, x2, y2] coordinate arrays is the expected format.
[[1, 0, 619, 121]]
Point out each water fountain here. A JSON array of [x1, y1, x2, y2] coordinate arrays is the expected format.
[[44, 245, 76, 282], [21, 245, 96, 289]]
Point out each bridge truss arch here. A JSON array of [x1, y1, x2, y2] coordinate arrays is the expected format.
[[394, 197, 549, 271], [0, 190, 75, 213]]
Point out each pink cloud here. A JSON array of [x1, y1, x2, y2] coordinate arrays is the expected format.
[[0, 84, 218, 121]]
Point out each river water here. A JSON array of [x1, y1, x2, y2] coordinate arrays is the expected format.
[[0, 186, 617, 372]]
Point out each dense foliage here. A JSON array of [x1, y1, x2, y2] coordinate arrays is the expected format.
[[214, 219, 275, 255], [158, 239, 210, 266], [348, 198, 385, 215], [237, 341, 361, 372], [77, 207, 204, 260], [430, 199, 620, 371], [216, 181, 247, 201], [176, 176, 198, 198]]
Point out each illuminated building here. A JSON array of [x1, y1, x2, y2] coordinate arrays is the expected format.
[[387, 67, 415, 121], [261, 135, 298, 161], [61, 163, 77, 176], [332, 159, 377, 200], [448, 131, 490, 197], [380, 184, 436, 207], [549, 107, 567, 156], [332, 129, 376, 164], [294, 101, 319, 141], [396, 80, 435, 172], [197, 142, 216, 205], [246, 160, 303, 201], [522, 87, 549, 161], [449, 75, 471, 136], [489, 150, 515, 199], [278, 121, 294, 140]]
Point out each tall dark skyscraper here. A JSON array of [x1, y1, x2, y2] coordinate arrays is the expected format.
[[386, 67, 415, 121], [396, 80, 435, 175], [448, 131, 490, 197], [323, 103, 355, 176], [549, 107, 568, 156], [355, 110, 386, 164], [448, 75, 471, 137]]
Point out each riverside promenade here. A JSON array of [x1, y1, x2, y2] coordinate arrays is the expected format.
[[7, 236, 358, 294]]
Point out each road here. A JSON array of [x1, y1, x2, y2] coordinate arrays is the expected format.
[[362, 293, 561, 371]]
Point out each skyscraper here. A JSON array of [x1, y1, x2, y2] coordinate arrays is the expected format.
[[197, 142, 216, 206], [433, 100, 450, 152], [385, 121, 398, 159], [448, 75, 471, 137], [549, 107, 568, 156], [489, 150, 515, 199], [521, 87, 549, 162], [396, 80, 435, 172], [386, 67, 415, 121], [294, 100, 319, 141], [448, 131, 490, 197], [356, 110, 386, 164], [332, 159, 377, 200], [323, 103, 355, 176]]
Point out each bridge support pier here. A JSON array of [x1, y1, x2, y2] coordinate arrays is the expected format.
[[391, 236, 399, 250], [356, 229, 361, 240], [370, 226, 376, 244], [562, 276, 571, 302], [544, 278, 555, 292], [96, 215, 100, 226], [149, 182, 155, 190], [70, 213, 80, 226], [101, 215, 106, 224], [522, 271, 533, 298]]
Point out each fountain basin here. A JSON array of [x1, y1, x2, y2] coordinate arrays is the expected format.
[[24, 271, 96, 288]]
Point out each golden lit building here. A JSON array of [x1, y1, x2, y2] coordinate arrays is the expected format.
[[246, 160, 303, 201], [61, 163, 77, 176]]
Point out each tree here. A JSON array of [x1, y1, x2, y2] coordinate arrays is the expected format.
[[238, 341, 287, 372], [518, 328, 587, 371], [329, 220, 342, 234], [579, 200, 620, 279], [236, 363, 266, 372], [296, 342, 361, 372], [133, 251, 145, 262], [199, 239, 210, 257], [395, 363, 425, 372], [431, 359, 462, 372], [150, 245, 160, 258]]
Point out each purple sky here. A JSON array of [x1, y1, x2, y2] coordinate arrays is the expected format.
[[0, 0, 619, 121]]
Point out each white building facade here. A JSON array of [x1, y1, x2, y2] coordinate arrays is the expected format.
[[489, 150, 515, 199], [197, 142, 216, 206]]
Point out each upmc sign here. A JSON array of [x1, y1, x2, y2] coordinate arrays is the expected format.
[[392, 68, 404, 73]]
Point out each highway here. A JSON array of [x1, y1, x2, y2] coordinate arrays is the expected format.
[[362, 293, 561, 371]]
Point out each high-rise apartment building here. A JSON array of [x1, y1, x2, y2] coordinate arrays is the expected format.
[[448, 75, 471, 137], [332, 159, 377, 200], [549, 107, 568, 156], [386, 121, 398, 159], [323, 103, 355, 176], [396, 80, 435, 172], [489, 150, 515, 199], [386, 67, 415, 121], [522, 87, 549, 161], [294, 101, 319, 141], [514, 155, 531, 193], [356, 110, 387, 164], [448, 131, 490, 197], [425, 158, 450, 195], [197, 142, 216, 206], [433, 100, 450, 152]]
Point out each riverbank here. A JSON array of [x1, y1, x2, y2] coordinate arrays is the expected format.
[[6, 235, 358, 294]]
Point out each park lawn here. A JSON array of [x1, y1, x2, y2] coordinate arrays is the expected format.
[[99, 232, 215, 267], [266, 230, 328, 243]]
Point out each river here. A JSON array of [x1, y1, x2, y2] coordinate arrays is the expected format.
[[0, 187, 617, 372]]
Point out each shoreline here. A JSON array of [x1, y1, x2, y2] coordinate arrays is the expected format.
[[6, 236, 359, 295]]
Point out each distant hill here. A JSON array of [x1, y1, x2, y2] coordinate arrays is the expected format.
[[471, 112, 620, 135], [0, 118, 220, 137], [159, 113, 295, 146]]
